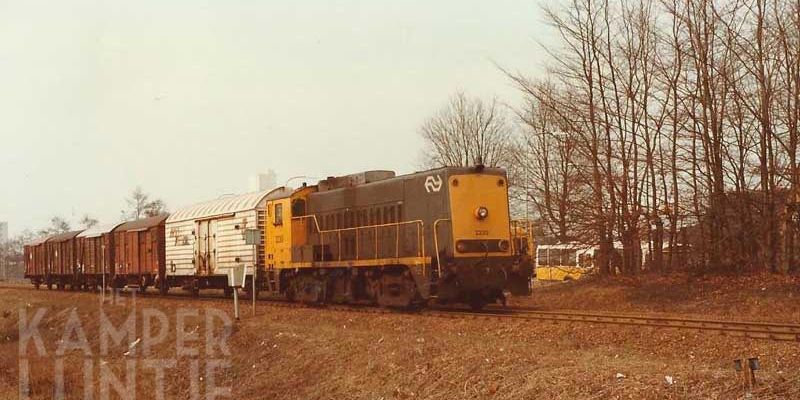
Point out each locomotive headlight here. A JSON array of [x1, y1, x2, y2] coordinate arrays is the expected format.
[[475, 206, 489, 220], [456, 241, 468, 253], [498, 240, 510, 252]]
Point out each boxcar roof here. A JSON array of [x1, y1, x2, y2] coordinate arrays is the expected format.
[[49, 230, 84, 242], [77, 222, 125, 238], [25, 235, 52, 246], [116, 214, 168, 232], [166, 187, 292, 224]]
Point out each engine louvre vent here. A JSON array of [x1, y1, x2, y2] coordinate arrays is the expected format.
[[318, 170, 395, 191]]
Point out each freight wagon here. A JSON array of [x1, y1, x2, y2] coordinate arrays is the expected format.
[[164, 188, 290, 295], [45, 230, 83, 290], [112, 215, 168, 292], [76, 223, 122, 291], [23, 235, 51, 289]]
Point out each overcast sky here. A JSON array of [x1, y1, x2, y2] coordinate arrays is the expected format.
[[0, 0, 553, 235]]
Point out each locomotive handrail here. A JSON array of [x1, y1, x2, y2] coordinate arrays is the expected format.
[[291, 215, 425, 263], [432, 218, 451, 279]]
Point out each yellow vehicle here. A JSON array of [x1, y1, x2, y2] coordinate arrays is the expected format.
[[535, 244, 594, 281]]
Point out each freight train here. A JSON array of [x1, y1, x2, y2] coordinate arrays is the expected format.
[[24, 166, 534, 309]]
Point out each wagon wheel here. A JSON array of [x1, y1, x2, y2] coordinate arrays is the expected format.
[[138, 276, 148, 294], [243, 280, 260, 300], [158, 278, 169, 295]]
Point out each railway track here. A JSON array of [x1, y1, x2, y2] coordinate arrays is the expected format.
[[469, 307, 800, 342], [2, 283, 798, 342]]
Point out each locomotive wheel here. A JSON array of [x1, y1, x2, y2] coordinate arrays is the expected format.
[[375, 269, 419, 309], [468, 295, 488, 311], [289, 274, 326, 304]]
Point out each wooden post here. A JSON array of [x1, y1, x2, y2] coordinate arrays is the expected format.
[[233, 288, 240, 320]]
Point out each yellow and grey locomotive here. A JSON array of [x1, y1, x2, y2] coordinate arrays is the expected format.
[[261, 165, 532, 309]]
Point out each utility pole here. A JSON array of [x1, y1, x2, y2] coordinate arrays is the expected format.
[[0, 244, 6, 281]]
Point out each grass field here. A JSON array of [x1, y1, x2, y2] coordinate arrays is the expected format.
[[0, 274, 798, 399]]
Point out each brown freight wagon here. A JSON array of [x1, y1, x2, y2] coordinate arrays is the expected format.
[[45, 230, 84, 290], [113, 214, 168, 292], [24, 235, 51, 289], [76, 223, 123, 291]]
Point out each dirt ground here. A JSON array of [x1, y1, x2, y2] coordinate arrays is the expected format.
[[0, 275, 798, 400], [517, 273, 800, 323]]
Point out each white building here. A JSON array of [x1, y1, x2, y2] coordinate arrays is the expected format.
[[249, 170, 277, 192]]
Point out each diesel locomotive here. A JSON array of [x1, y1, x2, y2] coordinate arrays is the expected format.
[[263, 165, 532, 309], [24, 165, 533, 309]]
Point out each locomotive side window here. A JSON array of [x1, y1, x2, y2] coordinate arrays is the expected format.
[[274, 203, 283, 225], [291, 199, 306, 217]]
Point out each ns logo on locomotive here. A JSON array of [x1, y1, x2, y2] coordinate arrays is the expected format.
[[24, 165, 534, 310]]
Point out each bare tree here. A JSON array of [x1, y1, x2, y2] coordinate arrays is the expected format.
[[506, 0, 800, 274], [125, 186, 167, 220], [144, 199, 167, 218], [38, 216, 70, 236], [0, 230, 35, 280], [513, 83, 587, 242], [79, 214, 99, 229], [420, 92, 514, 168]]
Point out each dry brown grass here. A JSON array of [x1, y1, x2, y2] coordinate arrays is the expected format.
[[0, 277, 798, 399], [518, 272, 800, 323]]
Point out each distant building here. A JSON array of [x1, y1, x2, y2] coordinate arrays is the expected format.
[[0, 221, 7, 243], [249, 170, 277, 192]]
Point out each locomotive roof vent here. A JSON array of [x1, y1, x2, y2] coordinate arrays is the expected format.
[[318, 170, 395, 191]]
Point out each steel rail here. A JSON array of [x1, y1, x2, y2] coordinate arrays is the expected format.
[[439, 309, 800, 342], [501, 306, 800, 332]]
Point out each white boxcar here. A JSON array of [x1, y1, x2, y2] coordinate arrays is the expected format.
[[165, 187, 291, 294]]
